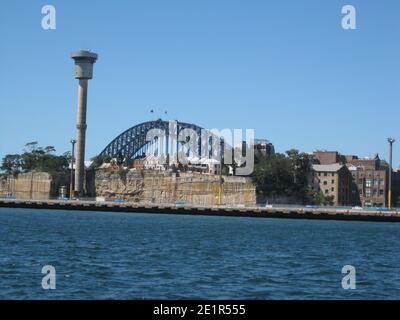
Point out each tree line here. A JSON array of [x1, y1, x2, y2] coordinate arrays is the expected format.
[[1, 143, 335, 205], [0, 142, 70, 176], [251, 149, 333, 205]]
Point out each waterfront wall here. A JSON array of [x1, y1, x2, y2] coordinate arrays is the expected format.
[[0, 172, 69, 200], [0, 170, 256, 206], [2, 198, 400, 223], [94, 170, 257, 206]]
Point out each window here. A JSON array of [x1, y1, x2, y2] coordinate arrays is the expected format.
[[324, 172, 327, 177], [366, 179, 372, 188], [323, 181, 328, 185], [325, 189, 329, 194], [379, 189, 384, 196], [332, 173, 335, 177], [366, 189, 371, 197], [331, 187, 335, 192], [331, 180, 335, 184]]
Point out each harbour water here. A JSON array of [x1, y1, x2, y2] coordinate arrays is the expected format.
[[0, 208, 399, 300]]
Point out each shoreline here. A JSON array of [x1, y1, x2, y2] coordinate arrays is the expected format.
[[1, 199, 400, 223]]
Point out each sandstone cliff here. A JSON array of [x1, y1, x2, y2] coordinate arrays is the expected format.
[[95, 170, 256, 206]]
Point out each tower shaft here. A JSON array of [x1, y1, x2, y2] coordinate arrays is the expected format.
[[70, 49, 98, 198], [74, 79, 88, 196]]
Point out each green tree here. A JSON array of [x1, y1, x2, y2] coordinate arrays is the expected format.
[[252, 154, 293, 197], [0, 154, 22, 175], [252, 149, 314, 204], [24, 141, 39, 152], [90, 154, 112, 169], [312, 191, 335, 206], [1, 142, 70, 175], [286, 149, 313, 201], [312, 191, 326, 205]]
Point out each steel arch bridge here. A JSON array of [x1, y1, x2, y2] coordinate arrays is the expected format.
[[99, 119, 224, 162]]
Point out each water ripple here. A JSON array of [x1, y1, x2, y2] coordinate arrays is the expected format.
[[0, 208, 399, 299]]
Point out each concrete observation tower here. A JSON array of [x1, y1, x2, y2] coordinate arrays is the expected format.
[[70, 50, 98, 197]]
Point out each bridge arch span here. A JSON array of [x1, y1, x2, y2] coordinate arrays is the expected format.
[[99, 119, 223, 162]]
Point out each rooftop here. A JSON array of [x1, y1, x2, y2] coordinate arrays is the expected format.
[[70, 50, 98, 61], [312, 163, 343, 172]]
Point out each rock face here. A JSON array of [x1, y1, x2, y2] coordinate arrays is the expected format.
[[0, 172, 69, 199], [0, 170, 256, 206], [95, 170, 256, 206]]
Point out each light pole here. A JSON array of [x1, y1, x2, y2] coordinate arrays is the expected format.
[[387, 138, 395, 209], [219, 137, 224, 205], [70, 139, 76, 200]]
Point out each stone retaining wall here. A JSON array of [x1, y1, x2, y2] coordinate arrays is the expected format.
[[0, 170, 256, 206], [94, 170, 256, 206], [0, 172, 69, 200]]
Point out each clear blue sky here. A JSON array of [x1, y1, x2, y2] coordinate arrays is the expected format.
[[1, 0, 399, 166]]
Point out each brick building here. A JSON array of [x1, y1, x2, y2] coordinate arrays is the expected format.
[[346, 155, 387, 207], [313, 151, 388, 207], [313, 151, 342, 165], [253, 139, 275, 159], [393, 169, 400, 207], [311, 164, 353, 206], [132, 157, 146, 170]]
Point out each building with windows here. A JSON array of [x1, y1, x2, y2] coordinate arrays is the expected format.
[[313, 151, 388, 207], [346, 155, 387, 207], [253, 139, 275, 159], [132, 156, 146, 170], [313, 150, 342, 165], [311, 164, 353, 206]]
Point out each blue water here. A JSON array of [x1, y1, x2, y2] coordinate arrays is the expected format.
[[0, 208, 399, 300]]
